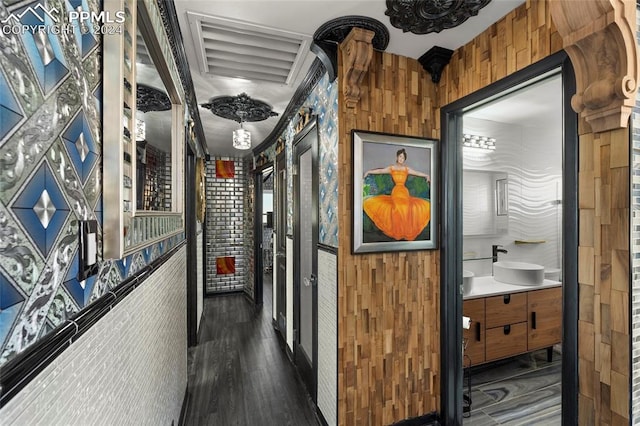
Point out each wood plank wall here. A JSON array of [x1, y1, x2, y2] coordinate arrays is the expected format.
[[337, 53, 440, 425], [435, 1, 631, 424], [438, 0, 562, 107], [576, 127, 630, 425]]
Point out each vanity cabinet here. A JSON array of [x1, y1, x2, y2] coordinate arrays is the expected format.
[[463, 286, 562, 366], [528, 287, 563, 350], [463, 298, 486, 366]]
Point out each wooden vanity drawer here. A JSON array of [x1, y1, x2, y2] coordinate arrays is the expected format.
[[485, 322, 528, 361], [485, 293, 527, 328]]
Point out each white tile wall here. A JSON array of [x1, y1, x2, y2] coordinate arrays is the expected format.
[[273, 234, 278, 321], [286, 237, 294, 351], [462, 112, 563, 278], [197, 231, 204, 331], [317, 249, 338, 426], [0, 247, 188, 426]]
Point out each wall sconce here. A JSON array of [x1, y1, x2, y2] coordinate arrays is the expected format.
[[462, 134, 496, 150]]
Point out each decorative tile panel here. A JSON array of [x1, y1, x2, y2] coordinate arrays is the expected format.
[[286, 123, 294, 235], [61, 250, 95, 308], [61, 111, 98, 184], [66, 0, 98, 58], [0, 269, 26, 349], [216, 256, 235, 274], [272, 74, 338, 243], [0, 68, 24, 142], [0, 0, 184, 367], [14, 1, 69, 94], [11, 161, 70, 257], [304, 73, 339, 247]]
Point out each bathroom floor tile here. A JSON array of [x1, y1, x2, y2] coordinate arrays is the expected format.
[[466, 348, 562, 425], [465, 388, 496, 411], [481, 384, 561, 424], [469, 348, 560, 387], [462, 410, 498, 425], [476, 363, 561, 405]]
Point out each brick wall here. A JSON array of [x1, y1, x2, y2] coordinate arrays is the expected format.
[[0, 247, 187, 425], [205, 158, 247, 293]]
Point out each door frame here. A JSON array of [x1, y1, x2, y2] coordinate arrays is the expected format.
[[293, 118, 319, 402], [185, 144, 198, 347], [253, 162, 274, 311], [439, 51, 578, 424], [274, 150, 287, 338]]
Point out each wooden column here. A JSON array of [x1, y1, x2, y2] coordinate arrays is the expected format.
[[548, 1, 637, 423]]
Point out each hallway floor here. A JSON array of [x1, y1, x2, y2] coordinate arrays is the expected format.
[[463, 348, 561, 425], [184, 279, 319, 426]]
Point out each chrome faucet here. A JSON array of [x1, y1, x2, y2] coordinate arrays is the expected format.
[[492, 244, 508, 262]]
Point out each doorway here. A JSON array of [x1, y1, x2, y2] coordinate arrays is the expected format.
[[185, 144, 198, 347], [440, 52, 578, 424], [253, 163, 274, 313], [293, 119, 319, 401]]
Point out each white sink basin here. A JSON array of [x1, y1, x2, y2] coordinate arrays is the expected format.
[[463, 270, 474, 295], [493, 261, 544, 286]]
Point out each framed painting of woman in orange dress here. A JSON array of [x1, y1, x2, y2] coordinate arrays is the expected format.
[[352, 130, 438, 253]]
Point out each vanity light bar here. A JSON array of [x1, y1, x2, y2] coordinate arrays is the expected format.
[[462, 134, 496, 150]]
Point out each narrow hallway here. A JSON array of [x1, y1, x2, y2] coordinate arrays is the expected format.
[[184, 277, 319, 425]]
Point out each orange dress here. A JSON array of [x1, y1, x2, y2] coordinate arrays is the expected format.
[[363, 167, 430, 241]]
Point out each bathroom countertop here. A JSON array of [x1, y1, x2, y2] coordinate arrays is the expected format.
[[463, 275, 562, 300]]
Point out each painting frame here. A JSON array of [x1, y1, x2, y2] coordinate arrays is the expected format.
[[352, 130, 438, 254]]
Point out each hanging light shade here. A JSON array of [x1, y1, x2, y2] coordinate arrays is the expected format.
[[232, 110, 251, 150], [201, 93, 278, 151], [233, 123, 251, 150]]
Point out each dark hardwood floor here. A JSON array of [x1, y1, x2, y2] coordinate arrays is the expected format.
[[184, 276, 319, 426]]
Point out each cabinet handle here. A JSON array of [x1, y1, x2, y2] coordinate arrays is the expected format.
[[503, 294, 511, 304], [475, 322, 481, 341], [532, 312, 537, 329], [503, 325, 511, 335]]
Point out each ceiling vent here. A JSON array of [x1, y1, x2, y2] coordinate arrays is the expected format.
[[187, 12, 311, 85]]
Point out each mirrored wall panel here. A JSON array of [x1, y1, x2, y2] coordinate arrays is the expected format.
[[103, 0, 185, 258]]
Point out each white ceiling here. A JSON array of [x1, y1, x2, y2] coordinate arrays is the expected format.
[[466, 73, 563, 128], [172, 0, 526, 157], [463, 73, 563, 160]]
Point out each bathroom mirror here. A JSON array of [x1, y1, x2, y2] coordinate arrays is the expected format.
[[103, 0, 185, 258], [463, 169, 508, 236]]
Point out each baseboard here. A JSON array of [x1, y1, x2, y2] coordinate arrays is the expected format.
[[391, 412, 441, 426], [285, 341, 294, 363], [178, 386, 190, 426], [196, 311, 205, 344], [315, 406, 329, 426], [204, 289, 244, 297]]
